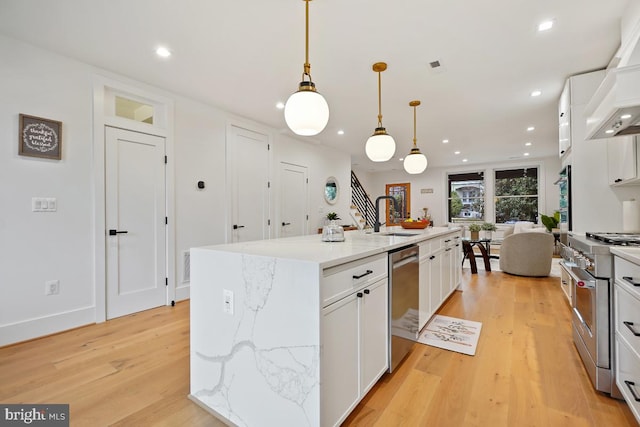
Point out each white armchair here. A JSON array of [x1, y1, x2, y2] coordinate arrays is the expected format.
[[499, 231, 554, 277]]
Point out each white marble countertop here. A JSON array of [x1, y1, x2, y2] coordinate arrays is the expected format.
[[194, 226, 461, 268], [611, 247, 640, 265]]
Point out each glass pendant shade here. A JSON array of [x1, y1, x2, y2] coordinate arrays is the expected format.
[[365, 128, 396, 162], [284, 84, 329, 136], [403, 149, 428, 174]]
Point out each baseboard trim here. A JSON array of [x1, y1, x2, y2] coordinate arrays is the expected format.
[[0, 306, 95, 347], [176, 284, 190, 301]]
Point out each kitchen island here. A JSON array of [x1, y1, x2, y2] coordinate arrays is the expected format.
[[189, 226, 462, 427]]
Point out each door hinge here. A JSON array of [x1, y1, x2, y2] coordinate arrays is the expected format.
[[268, 219, 271, 226], [165, 217, 168, 225], [306, 215, 309, 220], [164, 155, 168, 164], [306, 178, 308, 183], [268, 181, 270, 188], [267, 144, 270, 150], [165, 277, 168, 286]]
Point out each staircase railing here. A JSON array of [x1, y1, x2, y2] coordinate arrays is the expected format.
[[351, 171, 375, 228]]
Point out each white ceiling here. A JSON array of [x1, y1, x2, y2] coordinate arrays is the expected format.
[[0, 0, 629, 172]]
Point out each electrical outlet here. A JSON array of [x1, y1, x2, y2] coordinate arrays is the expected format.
[[45, 280, 59, 295], [223, 289, 234, 315]]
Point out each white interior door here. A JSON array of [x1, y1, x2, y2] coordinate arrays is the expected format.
[[280, 162, 308, 238], [228, 126, 270, 243], [105, 127, 166, 319]]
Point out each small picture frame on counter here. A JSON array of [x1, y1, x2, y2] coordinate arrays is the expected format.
[[19, 114, 63, 160]]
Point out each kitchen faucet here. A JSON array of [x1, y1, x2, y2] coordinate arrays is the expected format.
[[374, 196, 399, 232]]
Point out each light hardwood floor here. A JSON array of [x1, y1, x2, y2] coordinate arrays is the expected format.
[[0, 269, 636, 426]]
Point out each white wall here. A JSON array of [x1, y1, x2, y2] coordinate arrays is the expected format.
[[0, 35, 352, 345], [354, 156, 562, 228]]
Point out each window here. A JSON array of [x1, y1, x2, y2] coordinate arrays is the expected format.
[[448, 172, 484, 222], [494, 168, 538, 223]]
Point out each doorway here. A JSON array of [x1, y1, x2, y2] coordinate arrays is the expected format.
[[227, 125, 270, 243], [279, 162, 308, 238], [105, 127, 167, 319]]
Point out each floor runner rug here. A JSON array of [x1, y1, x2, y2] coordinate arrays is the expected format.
[[417, 314, 482, 356]]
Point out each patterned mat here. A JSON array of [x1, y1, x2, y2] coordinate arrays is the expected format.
[[417, 315, 482, 356]]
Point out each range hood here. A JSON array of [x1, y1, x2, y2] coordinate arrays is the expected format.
[[585, 63, 640, 139]]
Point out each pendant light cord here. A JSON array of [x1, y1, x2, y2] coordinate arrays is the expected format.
[[377, 71, 383, 127], [303, 0, 312, 82], [413, 105, 417, 147]]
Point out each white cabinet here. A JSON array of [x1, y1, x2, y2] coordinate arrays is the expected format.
[[608, 136, 640, 186], [418, 241, 431, 330], [614, 254, 640, 425], [417, 231, 462, 332], [321, 254, 388, 427], [558, 80, 571, 158]]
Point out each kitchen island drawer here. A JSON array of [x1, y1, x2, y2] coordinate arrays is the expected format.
[[614, 256, 640, 297], [322, 253, 387, 307], [616, 335, 640, 423], [615, 282, 640, 356]]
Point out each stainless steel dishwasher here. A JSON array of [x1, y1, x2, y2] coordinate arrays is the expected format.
[[388, 244, 419, 372]]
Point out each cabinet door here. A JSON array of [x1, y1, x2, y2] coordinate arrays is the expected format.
[[360, 279, 389, 395], [441, 247, 452, 301], [429, 251, 442, 314], [418, 257, 431, 331], [607, 137, 638, 185], [558, 81, 571, 157], [321, 294, 359, 427]]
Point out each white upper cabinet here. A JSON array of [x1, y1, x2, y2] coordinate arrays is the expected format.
[[607, 136, 640, 186], [559, 80, 571, 158]]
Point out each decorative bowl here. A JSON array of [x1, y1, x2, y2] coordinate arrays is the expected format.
[[400, 221, 429, 229]]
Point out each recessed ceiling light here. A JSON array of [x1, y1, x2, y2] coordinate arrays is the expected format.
[[155, 46, 172, 58], [462, 158, 468, 163], [527, 126, 535, 132], [621, 114, 632, 120], [538, 20, 554, 32], [337, 130, 344, 135], [276, 102, 285, 109], [525, 142, 532, 146], [524, 152, 530, 156], [442, 139, 449, 144], [454, 151, 461, 155], [530, 90, 542, 97], [605, 129, 615, 134]]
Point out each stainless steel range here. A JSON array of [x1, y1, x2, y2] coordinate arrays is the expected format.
[[562, 232, 640, 399]]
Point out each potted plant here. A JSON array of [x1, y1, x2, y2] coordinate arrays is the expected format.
[[468, 223, 481, 240], [540, 211, 560, 232], [326, 212, 340, 224], [481, 222, 497, 239]]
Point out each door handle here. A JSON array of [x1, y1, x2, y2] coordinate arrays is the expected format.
[[353, 270, 373, 280], [624, 381, 640, 402], [282, 222, 291, 226], [233, 225, 245, 230], [108, 229, 128, 235]]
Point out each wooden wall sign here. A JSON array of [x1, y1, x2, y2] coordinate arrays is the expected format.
[[19, 114, 62, 160]]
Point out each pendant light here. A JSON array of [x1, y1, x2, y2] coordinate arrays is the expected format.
[[403, 100, 428, 174], [365, 62, 395, 162], [284, 0, 329, 136]]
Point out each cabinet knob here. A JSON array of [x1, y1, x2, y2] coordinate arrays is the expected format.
[[364, 289, 370, 295], [357, 292, 363, 298], [615, 178, 623, 183]]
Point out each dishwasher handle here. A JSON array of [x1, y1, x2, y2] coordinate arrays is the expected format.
[[392, 254, 418, 270]]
